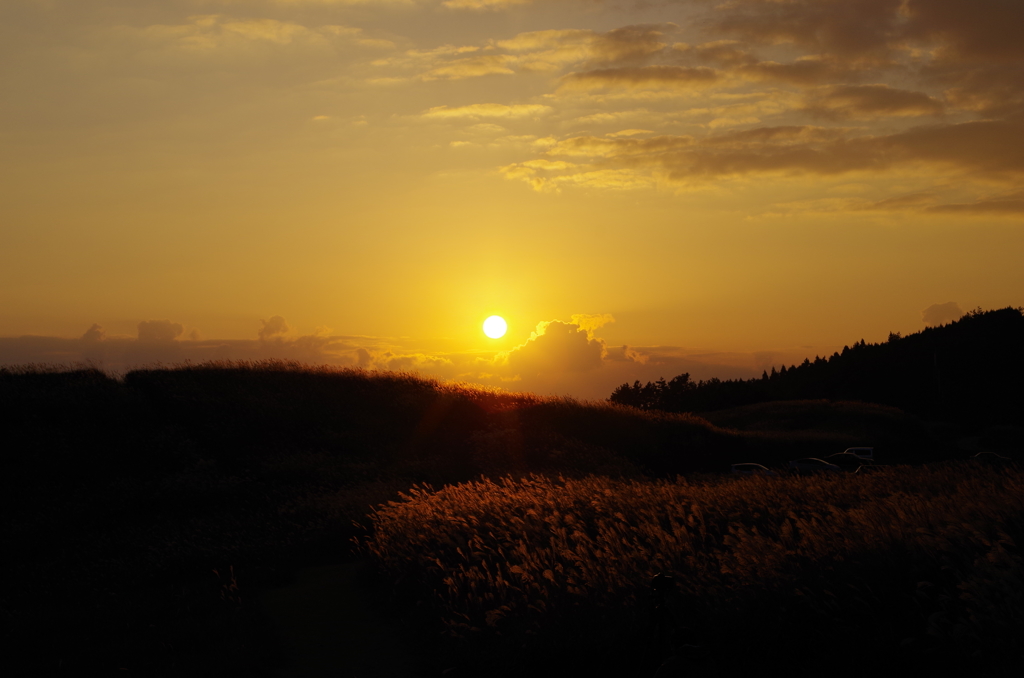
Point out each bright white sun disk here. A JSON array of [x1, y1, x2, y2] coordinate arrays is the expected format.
[[483, 315, 507, 338]]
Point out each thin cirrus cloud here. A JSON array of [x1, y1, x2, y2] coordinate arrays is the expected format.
[[494, 29, 595, 53], [706, 0, 1024, 101], [102, 14, 395, 59], [709, 0, 905, 58], [500, 117, 1024, 194], [419, 54, 517, 80], [530, 0, 1005, 78], [741, 57, 857, 86], [503, 24, 672, 58], [686, 42, 860, 86], [708, 0, 1024, 60], [543, 134, 696, 158], [575, 24, 675, 65], [464, 0, 1021, 208], [559, 65, 720, 91], [253, 1, 416, 6], [423, 103, 552, 119], [353, 2, 1018, 211], [801, 84, 945, 119], [440, 0, 532, 8], [382, 24, 679, 81], [925, 190, 1024, 215]]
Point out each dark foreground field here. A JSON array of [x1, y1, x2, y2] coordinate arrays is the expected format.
[[2, 361, 1021, 677]]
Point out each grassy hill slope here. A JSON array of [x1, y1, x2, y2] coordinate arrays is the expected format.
[[0, 360, 995, 676]]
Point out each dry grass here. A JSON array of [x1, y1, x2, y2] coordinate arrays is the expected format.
[[360, 464, 1024, 674]]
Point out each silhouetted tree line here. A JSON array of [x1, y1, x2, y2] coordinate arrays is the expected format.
[[610, 307, 1024, 425]]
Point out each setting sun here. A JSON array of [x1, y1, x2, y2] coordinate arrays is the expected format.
[[1, 1, 1021, 674], [0, 1, 1020, 399], [483, 315, 507, 339]]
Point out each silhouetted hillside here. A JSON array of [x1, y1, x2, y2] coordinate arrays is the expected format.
[[0, 360, 747, 490], [610, 307, 1024, 427], [1, 361, 1013, 676]]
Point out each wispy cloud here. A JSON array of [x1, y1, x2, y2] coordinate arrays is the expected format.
[[423, 103, 552, 119], [500, 118, 1024, 196]]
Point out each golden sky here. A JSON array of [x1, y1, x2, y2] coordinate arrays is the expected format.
[[1, 0, 1022, 398]]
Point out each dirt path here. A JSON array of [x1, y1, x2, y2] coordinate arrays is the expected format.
[[257, 561, 420, 678]]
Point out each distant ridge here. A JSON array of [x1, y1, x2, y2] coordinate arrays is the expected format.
[[610, 307, 1024, 426]]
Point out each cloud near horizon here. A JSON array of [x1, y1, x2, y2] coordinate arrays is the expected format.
[[258, 315, 290, 340], [2, 1, 1019, 388], [921, 302, 964, 327], [500, 318, 610, 376], [0, 314, 808, 400], [138, 320, 185, 343]]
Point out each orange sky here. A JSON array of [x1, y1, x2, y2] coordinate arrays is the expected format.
[[1, 0, 1022, 399]]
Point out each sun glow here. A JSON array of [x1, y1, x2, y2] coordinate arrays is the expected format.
[[483, 315, 507, 339]]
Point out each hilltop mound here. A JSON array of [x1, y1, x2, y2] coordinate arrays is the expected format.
[[1, 360, 745, 486], [702, 398, 910, 432], [2, 361, 949, 489], [700, 398, 942, 463]]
